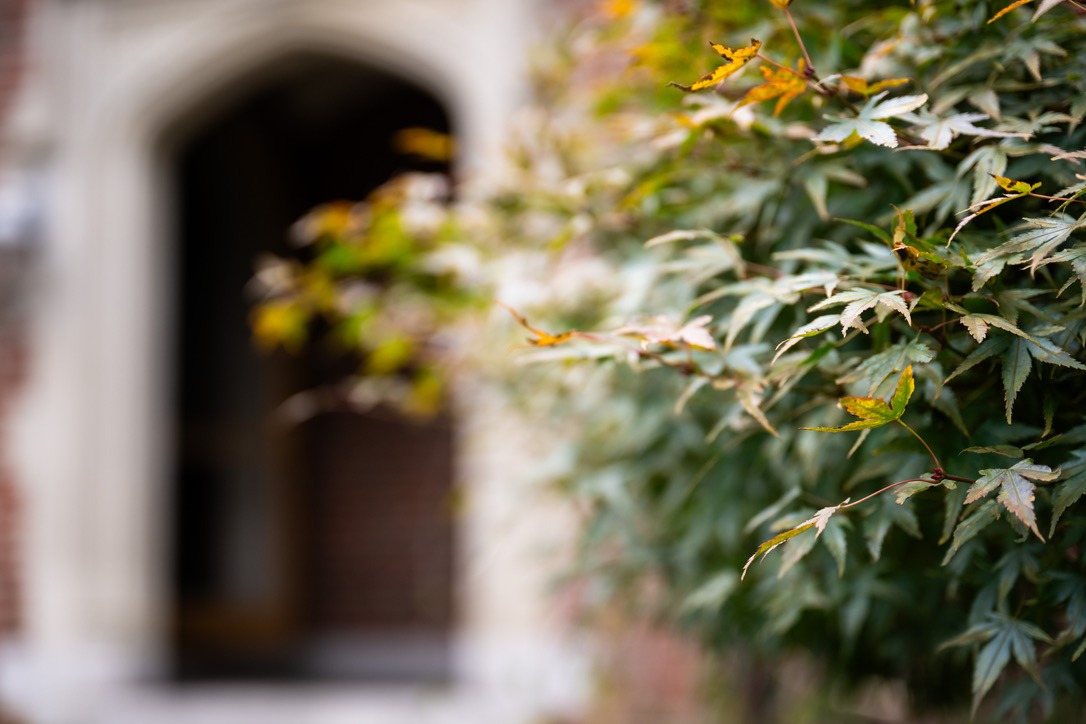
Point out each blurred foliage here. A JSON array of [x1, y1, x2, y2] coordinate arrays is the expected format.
[[251, 0, 1086, 719]]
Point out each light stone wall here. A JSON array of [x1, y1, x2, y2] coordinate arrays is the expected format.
[[0, 1, 590, 722]]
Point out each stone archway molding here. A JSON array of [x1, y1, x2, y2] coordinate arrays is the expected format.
[[5, 2, 589, 722]]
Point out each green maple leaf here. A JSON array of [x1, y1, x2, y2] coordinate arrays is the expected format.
[[964, 459, 1060, 540], [942, 613, 1051, 717], [814, 92, 929, 148], [741, 503, 844, 580], [804, 366, 915, 432]]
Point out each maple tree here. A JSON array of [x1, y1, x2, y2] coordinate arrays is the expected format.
[[251, 0, 1086, 719]]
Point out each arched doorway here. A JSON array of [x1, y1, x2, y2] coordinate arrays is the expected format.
[[168, 53, 455, 681]]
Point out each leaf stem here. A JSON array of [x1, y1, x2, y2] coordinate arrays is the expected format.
[[896, 418, 941, 469], [784, 8, 816, 78], [839, 477, 932, 510], [1029, 192, 1086, 205]]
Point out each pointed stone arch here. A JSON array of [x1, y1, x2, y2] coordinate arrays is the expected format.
[[5, 2, 589, 720]]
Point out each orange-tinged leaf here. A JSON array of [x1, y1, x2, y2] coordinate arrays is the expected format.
[[988, 0, 1036, 23], [499, 301, 575, 347], [768, 0, 793, 7], [602, 0, 637, 19], [670, 38, 762, 92], [739, 60, 808, 116], [393, 127, 457, 162]]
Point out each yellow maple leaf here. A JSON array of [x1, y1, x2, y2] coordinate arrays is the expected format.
[[602, 0, 637, 19], [994, 174, 1041, 194], [739, 59, 808, 116], [839, 75, 911, 96], [498, 301, 575, 347], [988, 0, 1036, 23], [251, 301, 309, 352], [769, 0, 793, 7], [393, 127, 456, 162], [670, 38, 762, 92]]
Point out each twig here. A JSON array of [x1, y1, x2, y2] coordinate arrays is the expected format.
[[784, 8, 816, 78], [896, 419, 941, 469], [839, 477, 932, 510]]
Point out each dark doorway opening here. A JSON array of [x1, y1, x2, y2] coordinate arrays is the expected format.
[[169, 54, 455, 682]]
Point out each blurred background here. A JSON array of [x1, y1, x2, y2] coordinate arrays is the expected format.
[[0, 0, 643, 721]]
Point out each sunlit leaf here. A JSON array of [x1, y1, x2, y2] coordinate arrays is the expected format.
[[995, 174, 1041, 194], [251, 300, 309, 352], [804, 366, 914, 432], [499, 302, 575, 346], [988, 0, 1036, 24], [614, 314, 718, 349], [670, 38, 762, 92], [889, 363, 915, 416], [393, 127, 457, 162], [602, 0, 638, 19]]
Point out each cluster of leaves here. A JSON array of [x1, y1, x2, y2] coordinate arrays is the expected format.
[[252, 0, 1086, 719], [505, 0, 1086, 718], [249, 172, 482, 416]]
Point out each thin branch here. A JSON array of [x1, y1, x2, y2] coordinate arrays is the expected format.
[[839, 477, 932, 510], [896, 419, 941, 469], [784, 8, 816, 78], [1029, 192, 1086, 205]]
